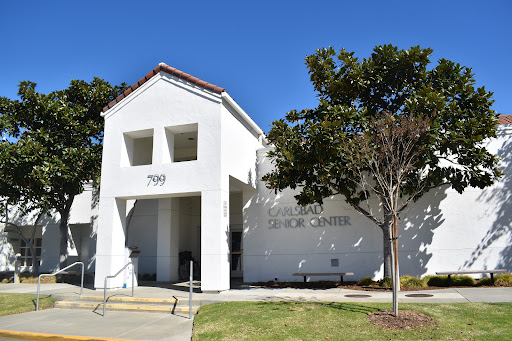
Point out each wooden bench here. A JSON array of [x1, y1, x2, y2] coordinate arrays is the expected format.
[[436, 269, 507, 286], [292, 272, 354, 284]]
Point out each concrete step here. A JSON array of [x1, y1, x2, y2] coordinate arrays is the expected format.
[[54, 294, 179, 304], [53, 294, 213, 307], [54, 300, 198, 314], [53, 295, 199, 314]]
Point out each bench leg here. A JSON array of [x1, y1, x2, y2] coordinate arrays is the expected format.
[[340, 276, 344, 284], [303, 276, 307, 284], [491, 273, 495, 286]]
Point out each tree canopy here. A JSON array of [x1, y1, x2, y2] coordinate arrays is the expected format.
[[0, 78, 127, 269], [263, 44, 501, 279]]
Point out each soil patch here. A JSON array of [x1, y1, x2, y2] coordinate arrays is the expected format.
[[367, 310, 436, 329]]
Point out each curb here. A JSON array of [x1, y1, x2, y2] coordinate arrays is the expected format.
[[0, 330, 139, 341]]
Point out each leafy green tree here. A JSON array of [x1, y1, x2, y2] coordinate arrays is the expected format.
[[263, 45, 501, 314], [0, 78, 127, 269]]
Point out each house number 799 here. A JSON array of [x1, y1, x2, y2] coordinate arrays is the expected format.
[[147, 174, 166, 186]]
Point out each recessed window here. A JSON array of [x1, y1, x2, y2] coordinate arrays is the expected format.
[[164, 123, 198, 163], [19, 238, 41, 267], [122, 129, 154, 166]]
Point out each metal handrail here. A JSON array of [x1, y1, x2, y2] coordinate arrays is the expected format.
[[103, 262, 134, 317], [36, 261, 84, 311]]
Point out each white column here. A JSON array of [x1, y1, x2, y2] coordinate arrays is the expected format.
[[157, 198, 179, 281], [201, 189, 230, 291], [94, 197, 127, 289]]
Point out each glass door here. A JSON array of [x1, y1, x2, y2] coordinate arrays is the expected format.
[[230, 230, 243, 277]]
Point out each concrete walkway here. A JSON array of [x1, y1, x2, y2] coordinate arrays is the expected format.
[[0, 309, 192, 341], [0, 282, 511, 341]]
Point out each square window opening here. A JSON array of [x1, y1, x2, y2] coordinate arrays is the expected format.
[[165, 123, 198, 163], [122, 129, 154, 167]]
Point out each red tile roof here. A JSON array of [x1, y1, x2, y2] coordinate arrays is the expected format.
[[102, 63, 225, 112], [498, 115, 512, 125]]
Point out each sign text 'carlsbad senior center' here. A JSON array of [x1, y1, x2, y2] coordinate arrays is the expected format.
[[268, 205, 351, 229]]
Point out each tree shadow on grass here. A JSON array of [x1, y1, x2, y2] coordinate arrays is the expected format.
[[31, 295, 53, 310], [255, 301, 380, 314], [320, 302, 381, 314]]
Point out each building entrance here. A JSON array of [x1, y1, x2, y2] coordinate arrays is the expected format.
[[230, 228, 243, 277], [123, 196, 202, 282]]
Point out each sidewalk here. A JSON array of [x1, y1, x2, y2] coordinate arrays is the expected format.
[[0, 309, 192, 341], [0, 283, 511, 341]]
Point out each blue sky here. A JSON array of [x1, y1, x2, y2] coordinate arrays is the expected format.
[[1, 1, 510, 131]]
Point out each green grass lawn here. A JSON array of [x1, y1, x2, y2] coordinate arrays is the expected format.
[[192, 301, 512, 340], [0, 293, 57, 316]]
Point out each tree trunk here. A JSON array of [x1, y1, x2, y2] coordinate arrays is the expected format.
[[29, 212, 42, 274], [29, 226, 39, 275], [390, 219, 398, 316], [58, 196, 75, 270], [383, 212, 399, 316], [392, 215, 400, 292], [59, 210, 70, 270], [381, 216, 393, 278]]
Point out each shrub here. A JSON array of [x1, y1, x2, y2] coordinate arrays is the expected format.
[[479, 272, 512, 286], [20, 274, 57, 284], [357, 276, 375, 286], [379, 277, 393, 288], [477, 277, 493, 286], [452, 275, 476, 286], [495, 272, 512, 286], [425, 275, 476, 287], [0, 273, 58, 284], [400, 275, 427, 288], [425, 275, 450, 287]]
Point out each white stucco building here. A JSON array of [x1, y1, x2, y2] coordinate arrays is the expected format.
[[1, 63, 511, 291], [0, 182, 98, 274]]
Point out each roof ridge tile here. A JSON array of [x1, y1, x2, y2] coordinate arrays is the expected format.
[[498, 114, 512, 125], [103, 63, 225, 112]]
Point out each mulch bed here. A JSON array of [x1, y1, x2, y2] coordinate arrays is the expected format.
[[254, 281, 438, 290], [253, 281, 501, 291], [344, 284, 503, 291], [343, 285, 440, 291], [367, 310, 436, 329], [344, 285, 428, 291]]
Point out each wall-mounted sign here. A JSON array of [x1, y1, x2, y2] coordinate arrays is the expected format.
[[267, 204, 351, 229]]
